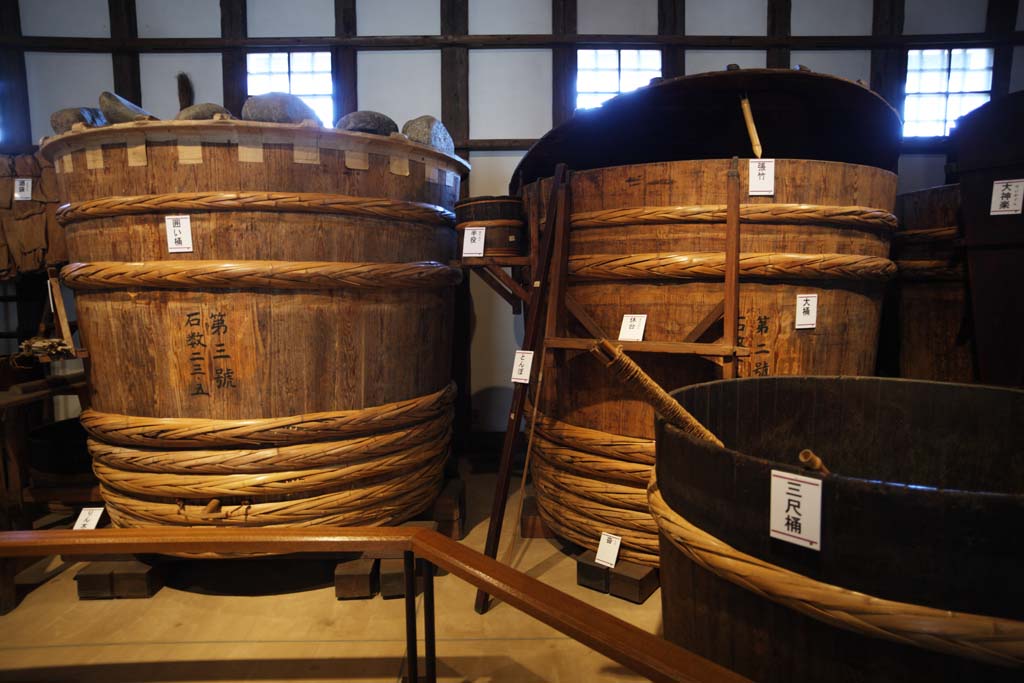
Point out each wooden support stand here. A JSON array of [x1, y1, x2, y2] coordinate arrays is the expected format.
[[415, 478, 466, 540], [575, 552, 661, 604], [334, 557, 379, 600], [576, 550, 610, 593], [74, 559, 163, 600]]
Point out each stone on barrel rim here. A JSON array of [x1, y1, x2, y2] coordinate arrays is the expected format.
[[335, 110, 399, 136], [99, 91, 158, 124], [50, 107, 107, 135], [176, 103, 234, 120], [402, 115, 455, 155], [241, 92, 322, 125]]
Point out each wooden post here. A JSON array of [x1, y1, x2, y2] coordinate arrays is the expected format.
[[658, 0, 686, 79], [723, 158, 741, 379], [988, 0, 1019, 100], [108, 0, 141, 105], [552, 0, 577, 126], [332, 0, 357, 123], [0, 0, 31, 151], [220, 0, 248, 116], [766, 0, 792, 69]]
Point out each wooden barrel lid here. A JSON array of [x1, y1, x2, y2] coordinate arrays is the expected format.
[[513, 67, 901, 191]]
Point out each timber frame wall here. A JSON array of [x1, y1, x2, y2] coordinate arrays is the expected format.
[[1, 0, 1023, 180]]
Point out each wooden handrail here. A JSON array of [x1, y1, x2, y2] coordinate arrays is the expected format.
[[0, 527, 748, 683]]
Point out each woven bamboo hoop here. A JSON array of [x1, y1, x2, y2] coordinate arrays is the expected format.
[[81, 381, 455, 448], [571, 203, 897, 231], [648, 475, 1024, 668], [534, 490, 660, 566], [531, 454, 650, 513], [58, 191, 455, 226], [88, 412, 450, 474], [527, 407, 655, 464], [532, 434, 651, 487], [893, 225, 959, 243], [531, 467, 658, 535], [895, 259, 965, 281], [61, 259, 461, 291], [569, 252, 896, 282]]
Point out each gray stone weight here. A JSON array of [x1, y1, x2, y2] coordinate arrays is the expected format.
[[50, 107, 107, 134], [176, 103, 233, 120], [241, 92, 321, 125], [335, 110, 398, 136], [402, 115, 454, 155], [99, 91, 157, 123]]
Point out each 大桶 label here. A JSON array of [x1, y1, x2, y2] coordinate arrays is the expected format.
[[769, 470, 821, 550], [795, 293, 818, 329]]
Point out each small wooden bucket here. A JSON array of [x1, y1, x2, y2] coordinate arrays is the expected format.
[[454, 195, 525, 257]]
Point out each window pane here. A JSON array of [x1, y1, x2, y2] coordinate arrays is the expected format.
[[620, 70, 658, 92], [578, 70, 619, 93], [577, 92, 616, 109], [620, 49, 639, 70], [291, 52, 313, 72], [596, 50, 618, 69], [300, 95, 334, 125], [291, 72, 332, 95], [577, 49, 597, 69], [920, 49, 947, 70], [946, 92, 990, 131], [639, 50, 661, 70], [918, 70, 948, 93], [907, 50, 922, 71], [269, 53, 289, 72], [247, 74, 274, 95], [905, 71, 922, 94], [313, 51, 332, 72], [904, 119, 945, 137], [247, 53, 270, 73]]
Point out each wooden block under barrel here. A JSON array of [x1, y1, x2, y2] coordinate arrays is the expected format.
[[520, 496, 555, 539], [609, 561, 659, 604], [74, 562, 116, 599], [576, 550, 610, 593], [379, 558, 423, 599], [111, 559, 163, 599], [431, 478, 466, 521], [334, 557, 379, 600]]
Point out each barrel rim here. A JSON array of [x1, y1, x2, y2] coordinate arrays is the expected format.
[[658, 375, 1024, 500], [38, 119, 470, 173]]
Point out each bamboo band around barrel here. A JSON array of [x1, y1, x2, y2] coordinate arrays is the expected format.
[[81, 381, 456, 448], [571, 203, 897, 231], [569, 252, 896, 282], [454, 219, 523, 230], [61, 259, 462, 291], [896, 259, 965, 281], [894, 225, 959, 242], [648, 474, 1024, 668], [58, 191, 455, 226]]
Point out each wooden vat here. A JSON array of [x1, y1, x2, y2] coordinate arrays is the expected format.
[[951, 91, 1024, 387], [41, 120, 468, 529], [454, 195, 525, 257], [523, 158, 897, 564], [890, 184, 973, 382], [653, 376, 1024, 683]]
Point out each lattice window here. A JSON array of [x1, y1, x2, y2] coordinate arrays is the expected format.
[[246, 52, 334, 126], [903, 48, 993, 137], [576, 49, 662, 110]]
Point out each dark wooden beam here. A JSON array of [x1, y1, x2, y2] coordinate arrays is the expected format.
[[552, 0, 577, 126], [766, 0, 791, 69], [332, 0, 357, 123], [461, 138, 537, 151], [870, 0, 907, 114], [0, 0, 31, 149], [658, 0, 685, 79], [108, 0, 141, 104], [220, 0, 247, 116], [441, 0, 469, 161], [988, 0, 1019, 99]]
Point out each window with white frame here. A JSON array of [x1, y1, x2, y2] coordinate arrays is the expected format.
[[576, 49, 662, 110], [903, 48, 993, 137], [246, 52, 334, 126]]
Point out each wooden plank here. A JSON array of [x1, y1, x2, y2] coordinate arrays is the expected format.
[[333, 0, 357, 122], [722, 160, 741, 379], [576, 550, 610, 593], [682, 300, 725, 343], [74, 561, 115, 599], [544, 337, 750, 357], [334, 556, 379, 599], [459, 256, 530, 267], [482, 263, 528, 303], [869, 0, 907, 112], [109, 0, 142, 105], [610, 561, 660, 604], [988, 0, 1019, 99], [766, 0, 792, 69], [461, 138, 537, 151], [220, 0, 248, 116], [658, 0, 686, 79], [552, 0, 578, 126], [565, 294, 608, 339], [441, 0, 470, 179], [111, 558, 163, 598], [0, 0, 31, 150]]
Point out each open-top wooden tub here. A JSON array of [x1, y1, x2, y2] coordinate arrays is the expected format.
[[41, 120, 468, 531], [517, 69, 902, 564], [652, 376, 1024, 682]]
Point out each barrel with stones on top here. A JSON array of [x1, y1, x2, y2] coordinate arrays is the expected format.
[[514, 68, 902, 566], [41, 119, 468, 529]]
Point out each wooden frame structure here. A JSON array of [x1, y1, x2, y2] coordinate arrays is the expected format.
[[0, 0, 1022, 162]]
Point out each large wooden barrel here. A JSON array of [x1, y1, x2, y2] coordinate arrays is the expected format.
[[951, 91, 1024, 387], [652, 376, 1024, 683], [41, 120, 468, 530], [890, 184, 973, 382], [523, 158, 896, 565]]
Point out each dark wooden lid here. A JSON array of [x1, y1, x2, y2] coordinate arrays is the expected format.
[[513, 67, 901, 191]]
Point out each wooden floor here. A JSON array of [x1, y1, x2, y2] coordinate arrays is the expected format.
[[0, 469, 663, 683]]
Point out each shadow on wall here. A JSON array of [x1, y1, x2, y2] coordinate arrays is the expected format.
[[471, 385, 514, 432]]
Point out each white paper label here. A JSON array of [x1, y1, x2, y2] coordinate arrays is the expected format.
[[510, 349, 534, 384], [594, 532, 622, 568], [769, 470, 822, 550], [73, 507, 105, 530], [795, 293, 818, 329], [749, 159, 775, 196], [13, 178, 32, 201], [165, 215, 193, 253], [990, 179, 1024, 215], [462, 227, 486, 257], [618, 314, 647, 341]]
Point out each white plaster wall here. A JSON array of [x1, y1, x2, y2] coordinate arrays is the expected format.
[[248, 0, 334, 37], [140, 53, 223, 119], [25, 52, 114, 143], [20, 0, 110, 37], [897, 154, 948, 194], [467, 151, 526, 430], [686, 0, 767, 35], [790, 50, 872, 83], [357, 51, 442, 126], [136, 0, 221, 38], [904, 0, 988, 35], [469, 0, 550, 34], [791, 0, 872, 36], [357, 0, 440, 35], [469, 49, 553, 138], [685, 50, 766, 75], [577, 0, 658, 34]]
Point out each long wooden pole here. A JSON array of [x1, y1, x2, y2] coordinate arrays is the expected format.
[[722, 158, 741, 379]]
